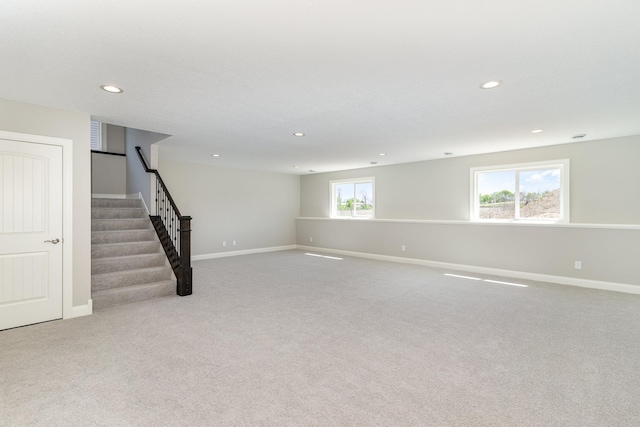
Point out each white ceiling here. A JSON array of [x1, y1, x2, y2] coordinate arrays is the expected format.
[[2, 0, 640, 174]]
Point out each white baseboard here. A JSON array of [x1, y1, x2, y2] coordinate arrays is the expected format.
[[192, 245, 297, 261], [67, 299, 93, 319], [135, 192, 150, 214], [91, 193, 127, 199], [296, 245, 640, 295]]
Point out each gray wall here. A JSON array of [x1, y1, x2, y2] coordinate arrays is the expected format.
[[298, 135, 640, 287], [125, 128, 170, 209], [300, 135, 640, 224], [105, 124, 125, 154], [0, 98, 91, 306], [91, 124, 126, 195], [158, 157, 300, 256], [91, 153, 126, 195], [296, 220, 640, 286]]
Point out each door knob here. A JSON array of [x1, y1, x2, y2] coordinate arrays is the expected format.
[[44, 238, 60, 244]]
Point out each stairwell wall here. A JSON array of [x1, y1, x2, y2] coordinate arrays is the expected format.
[[92, 154, 126, 195], [125, 128, 170, 211], [92, 124, 126, 195]]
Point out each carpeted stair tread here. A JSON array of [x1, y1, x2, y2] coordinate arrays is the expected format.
[[92, 280, 175, 309], [92, 266, 173, 291], [91, 198, 144, 208], [92, 241, 162, 258], [91, 229, 157, 244], [91, 196, 177, 309], [91, 207, 148, 219], [92, 218, 153, 231], [92, 253, 167, 274]]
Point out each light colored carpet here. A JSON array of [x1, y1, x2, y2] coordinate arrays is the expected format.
[[2, 249, 640, 426]]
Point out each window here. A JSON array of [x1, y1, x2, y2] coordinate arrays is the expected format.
[[90, 121, 102, 151], [330, 178, 375, 219], [471, 160, 569, 223]]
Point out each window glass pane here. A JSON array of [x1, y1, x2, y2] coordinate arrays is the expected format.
[[472, 161, 568, 222], [335, 183, 355, 217], [519, 168, 561, 219], [354, 182, 374, 217], [477, 170, 516, 220], [331, 179, 375, 219]]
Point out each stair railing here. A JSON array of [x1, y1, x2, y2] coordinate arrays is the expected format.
[[135, 146, 192, 296]]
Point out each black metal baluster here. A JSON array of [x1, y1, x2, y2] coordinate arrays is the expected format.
[[135, 146, 193, 297]]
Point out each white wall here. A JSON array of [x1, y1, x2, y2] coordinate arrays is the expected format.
[[298, 135, 640, 289], [158, 157, 300, 256], [0, 98, 91, 307]]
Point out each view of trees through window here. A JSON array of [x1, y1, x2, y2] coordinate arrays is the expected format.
[[332, 180, 374, 218], [477, 167, 562, 220]]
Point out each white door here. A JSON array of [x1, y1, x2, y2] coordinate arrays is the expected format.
[[0, 137, 63, 330]]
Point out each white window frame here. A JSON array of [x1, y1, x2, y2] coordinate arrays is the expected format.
[[330, 177, 375, 219], [470, 159, 570, 223], [90, 121, 107, 151]]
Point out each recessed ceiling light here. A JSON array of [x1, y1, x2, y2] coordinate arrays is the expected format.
[[211, 154, 220, 157], [444, 152, 453, 156], [293, 132, 305, 137], [378, 153, 386, 156], [530, 129, 544, 134], [572, 134, 586, 139], [293, 165, 300, 168], [100, 85, 123, 93], [480, 80, 502, 89]]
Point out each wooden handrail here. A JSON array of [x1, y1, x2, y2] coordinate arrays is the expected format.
[[134, 146, 183, 217]]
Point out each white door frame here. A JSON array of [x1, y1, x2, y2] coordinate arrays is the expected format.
[[0, 130, 75, 320]]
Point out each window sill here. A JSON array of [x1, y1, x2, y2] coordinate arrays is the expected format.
[[297, 217, 640, 230], [329, 216, 374, 220], [471, 219, 568, 225]]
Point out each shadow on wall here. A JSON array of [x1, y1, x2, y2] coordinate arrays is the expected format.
[[126, 127, 171, 208]]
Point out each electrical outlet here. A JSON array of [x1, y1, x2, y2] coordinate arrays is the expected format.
[[401, 245, 406, 252], [223, 241, 226, 247], [233, 240, 236, 246], [310, 237, 313, 242], [574, 261, 582, 270]]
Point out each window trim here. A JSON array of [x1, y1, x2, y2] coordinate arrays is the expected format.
[[90, 121, 108, 151], [330, 177, 375, 219], [470, 159, 570, 223]]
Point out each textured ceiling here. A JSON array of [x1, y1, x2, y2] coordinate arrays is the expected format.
[[1, 0, 640, 174]]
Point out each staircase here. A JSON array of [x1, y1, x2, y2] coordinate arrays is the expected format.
[[91, 197, 175, 309]]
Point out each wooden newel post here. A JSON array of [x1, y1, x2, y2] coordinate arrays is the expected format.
[[178, 216, 193, 296]]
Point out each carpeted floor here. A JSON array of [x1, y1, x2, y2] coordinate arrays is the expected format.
[[2, 249, 640, 426]]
